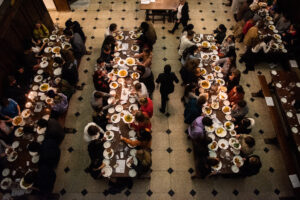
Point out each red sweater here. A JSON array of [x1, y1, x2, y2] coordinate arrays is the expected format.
[[140, 98, 153, 118]]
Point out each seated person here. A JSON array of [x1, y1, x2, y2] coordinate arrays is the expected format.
[[228, 85, 245, 105], [90, 90, 114, 112], [240, 155, 262, 176], [47, 90, 68, 115], [0, 98, 21, 121], [131, 112, 151, 132], [72, 21, 86, 43], [101, 35, 116, 61], [37, 118, 65, 145], [184, 95, 207, 124], [105, 23, 118, 38], [61, 50, 79, 87], [139, 97, 153, 118], [52, 78, 76, 100], [214, 24, 227, 44], [134, 149, 152, 176], [93, 69, 110, 93], [178, 30, 195, 56], [64, 30, 90, 59], [226, 69, 241, 92], [211, 56, 235, 77], [87, 138, 105, 179], [137, 65, 155, 99], [231, 100, 249, 122], [237, 134, 255, 156], [96, 57, 112, 72], [219, 35, 235, 57], [134, 48, 153, 68], [5, 76, 27, 108], [182, 83, 198, 105], [181, 45, 198, 66], [235, 118, 252, 134], [92, 111, 108, 132], [39, 139, 61, 168], [196, 157, 220, 179], [100, 44, 113, 63], [0, 117, 14, 143], [181, 24, 194, 37], [33, 21, 49, 41], [133, 82, 149, 99], [121, 128, 152, 149], [83, 122, 105, 142], [137, 21, 157, 49], [188, 116, 213, 140]]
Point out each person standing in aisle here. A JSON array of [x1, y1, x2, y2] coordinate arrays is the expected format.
[[156, 65, 179, 113], [168, 0, 189, 34]]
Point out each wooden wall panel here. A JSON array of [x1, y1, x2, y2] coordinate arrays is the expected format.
[[53, 0, 70, 11]]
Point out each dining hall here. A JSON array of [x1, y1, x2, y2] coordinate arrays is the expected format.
[[0, 0, 300, 199]]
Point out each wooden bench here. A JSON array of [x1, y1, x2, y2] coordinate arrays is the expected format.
[[258, 75, 300, 198]]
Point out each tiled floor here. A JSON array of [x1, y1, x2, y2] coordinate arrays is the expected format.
[[49, 0, 294, 199]]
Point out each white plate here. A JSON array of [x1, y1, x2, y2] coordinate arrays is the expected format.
[[108, 107, 115, 114], [103, 148, 114, 159], [131, 72, 140, 80], [104, 131, 115, 141], [131, 45, 140, 52], [231, 165, 239, 173], [205, 125, 215, 133], [53, 67, 62, 76], [292, 127, 298, 134], [225, 115, 232, 121], [111, 114, 120, 123], [12, 141, 20, 149], [7, 152, 18, 162], [118, 69, 128, 77], [106, 124, 113, 131], [217, 73, 224, 78], [50, 35, 57, 40], [233, 155, 244, 167], [37, 127, 46, 134], [215, 78, 225, 86], [37, 135, 45, 143], [20, 178, 33, 190], [209, 151, 217, 158], [219, 92, 228, 100], [109, 90, 116, 95], [129, 97, 136, 103], [211, 161, 222, 171], [223, 100, 230, 106], [107, 97, 115, 104], [224, 121, 234, 131], [276, 83, 282, 88], [287, 111, 293, 118], [44, 47, 52, 53], [32, 85, 39, 91], [32, 155, 39, 164], [14, 127, 24, 137], [130, 149, 137, 156], [2, 168, 10, 177], [207, 133, 215, 140], [215, 127, 227, 137], [127, 138, 137, 148], [115, 105, 123, 112], [40, 61, 48, 68], [281, 97, 287, 103], [129, 104, 138, 113], [230, 147, 240, 155], [129, 169, 137, 177], [109, 82, 119, 89], [21, 109, 31, 118], [222, 106, 231, 115], [34, 75, 43, 83], [37, 69, 43, 74], [126, 156, 138, 168], [129, 130, 136, 138], [271, 70, 277, 75], [103, 141, 111, 148], [103, 159, 110, 165], [118, 78, 125, 84], [218, 139, 229, 149], [208, 141, 218, 151], [229, 130, 236, 137], [1, 178, 12, 190], [296, 82, 300, 88], [25, 102, 32, 108]]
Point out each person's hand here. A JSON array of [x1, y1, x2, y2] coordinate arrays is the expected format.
[[235, 134, 240, 138], [120, 136, 124, 140], [177, 19, 180, 23], [231, 118, 236, 122], [18, 68, 24, 73], [33, 64, 40, 70]]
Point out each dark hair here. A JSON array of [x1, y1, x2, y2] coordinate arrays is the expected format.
[[135, 111, 146, 122], [61, 50, 74, 63], [227, 35, 235, 42], [187, 30, 195, 37], [140, 22, 149, 32], [94, 92, 103, 98], [109, 23, 117, 32], [206, 137, 213, 144], [47, 90, 56, 98], [135, 83, 142, 90], [242, 118, 251, 127], [103, 44, 111, 53], [96, 57, 105, 64], [231, 69, 241, 79], [183, 24, 194, 33], [263, 36, 273, 44], [197, 96, 207, 106], [54, 57, 63, 64], [37, 119, 48, 128], [103, 35, 116, 46], [236, 85, 245, 94], [28, 142, 41, 152], [202, 117, 213, 126], [183, 83, 196, 97], [182, 45, 198, 61], [245, 136, 255, 147], [65, 19, 73, 29], [0, 98, 9, 107], [164, 64, 171, 73], [87, 125, 100, 136], [63, 29, 73, 36], [207, 157, 219, 166], [139, 129, 152, 142], [24, 171, 37, 184], [237, 100, 247, 107], [219, 24, 227, 32], [249, 155, 261, 167]]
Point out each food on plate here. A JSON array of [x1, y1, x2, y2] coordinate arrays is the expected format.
[[118, 69, 128, 77], [116, 35, 124, 40], [202, 41, 210, 48], [211, 45, 218, 50], [52, 47, 61, 54], [39, 83, 49, 92], [126, 57, 135, 66], [124, 114, 133, 123], [222, 106, 231, 113], [200, 68, 206, 75], [200, 80, 210, 89], [214, 65, 221, 72], [114, 57, 121, 62], [132, 45, 139, 51], [13, 116, 23, 126], [131, 72, 140, 80]]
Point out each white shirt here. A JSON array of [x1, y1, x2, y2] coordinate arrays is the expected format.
[[104, 27, 112, 38], [177, 4, 183, 19], [178, 35, 194, 56], [251, 42, 271, 53], [136, 82, 149, 98], [83, 122, 104, 142]]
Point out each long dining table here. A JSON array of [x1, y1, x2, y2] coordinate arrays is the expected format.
[[0, 28, 70, 193]]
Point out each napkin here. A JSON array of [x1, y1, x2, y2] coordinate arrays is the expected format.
[[265, 97, 274, 106], [116, 160, 126, 173], [289, 174, 300, 188], [297, 114, 300, 125], [289, 60, 298, 68], [122, 43, 129, 50], [111, 126, 120, 132], [141, 0, 150, 4], [120, 88, 129, 102]]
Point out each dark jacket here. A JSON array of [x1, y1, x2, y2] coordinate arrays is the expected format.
[[46, 118, 65, 145], [184, 98, 202, 124], [181, 2, 189, 22], [156, 72, 179, 94]]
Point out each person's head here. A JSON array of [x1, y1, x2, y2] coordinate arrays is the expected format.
[[139, 128, 152, 141], [164, 64, 172, 74], [28, 142, 41, 153], [235, 85, 245, 94], [143, 48, 151, 56], [139, 97, 148, 106], [54, 57, 63, 65], [96, 57, 106, 66], [245, 136, 255, 148], [179, 0, 186, 5], [184, 83, 197, 96], [197, 95, 207, 107], [61, 50, 75, 63], [135, 111, 146, 123], [185, 24, 194, 31], [24, 171, 37, 185], [237, 100, 247, 108], [249, 155, 261, 167], [65, 19, 73, 29], [134, 83, 142, 91], [72, 21, 81, 31], [35, 21, 42, 29], [202, 117, 213, 127], [109, 23, 117, 32], [104, 35, 116, 45], [230, 69, 241, 80], [63, 29, 73, 37], [226, 35, 235, 43], [140, 22, 149, 32], [0, 98, 9, 107], [47, 90, 56, 98], [187, 30, 195, 39], [103, 45, 111, 54], [241, 118, 251, 127], [183, 45, 198, 60], [218, 24, 227, 32], [87, 125, 100, 137], [94, 91, 104, 99], [207, 157, 219, 166], [37, 118, 48, 128]]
